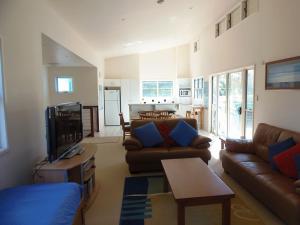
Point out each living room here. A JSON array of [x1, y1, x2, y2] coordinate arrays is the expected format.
[[1, 0, 300, 225]]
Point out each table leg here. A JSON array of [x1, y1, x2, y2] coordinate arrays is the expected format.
[[178, 204, 185, 225], [222, 199, 231, 225]]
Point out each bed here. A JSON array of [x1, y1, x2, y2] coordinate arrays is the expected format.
[[0, 182, 83, 225]]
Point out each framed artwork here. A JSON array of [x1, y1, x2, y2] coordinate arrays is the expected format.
[[266, 56, 300, 90]]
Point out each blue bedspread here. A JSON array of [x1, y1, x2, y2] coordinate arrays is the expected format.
[[0, 182, 81, 225]]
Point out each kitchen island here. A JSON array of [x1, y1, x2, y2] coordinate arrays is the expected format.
[[129, 103, 179, 120]]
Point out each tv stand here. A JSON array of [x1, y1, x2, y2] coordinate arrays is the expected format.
[[64, 144, 85, 159], [34, 143, 99, 210]]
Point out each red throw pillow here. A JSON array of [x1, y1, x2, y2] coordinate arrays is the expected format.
[[157, 123, 176, 146], [274, 143, 300, 178]]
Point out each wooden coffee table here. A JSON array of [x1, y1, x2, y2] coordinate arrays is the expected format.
[[161, 158, 235, 225]]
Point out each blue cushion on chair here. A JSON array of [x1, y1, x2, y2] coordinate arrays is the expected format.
[[134, 122, 164, 147], [294, 154, 300, 179], [169, 120, 198, 147], [269, 137, 296, 170]]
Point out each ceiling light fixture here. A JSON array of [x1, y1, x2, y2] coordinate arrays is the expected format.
[[157, 0, 165, 5]]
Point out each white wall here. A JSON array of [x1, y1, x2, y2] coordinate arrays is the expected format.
[[105, 54, 139, 79], [47, 67, 98, 106], [176, 44, 191, 78], [104, 44, 191, 80], [0, 0, 102, 189], [139, 47, 177, 80], [190, 0, 300, 132]]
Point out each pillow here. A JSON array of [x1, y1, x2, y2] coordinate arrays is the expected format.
[[133, 122, 164, 147], [273, 143, 300, 179], [157, 123, 176, 146], [169, 120, 198, 147], [294, 154, 300, 179], [269, 138, 296, 170]]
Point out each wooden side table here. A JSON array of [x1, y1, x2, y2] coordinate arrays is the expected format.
[[34, 143, 99, 210]]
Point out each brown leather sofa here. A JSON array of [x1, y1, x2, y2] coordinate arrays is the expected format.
[[124, 118, 212, 173], [220, 123, 300, 225]]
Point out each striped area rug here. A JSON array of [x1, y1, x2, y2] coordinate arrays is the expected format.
[[119, 175, 266, 225], [119, 176, 164, 225]]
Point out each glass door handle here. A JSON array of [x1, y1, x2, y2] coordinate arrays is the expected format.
[[238, 107, 242, 115]]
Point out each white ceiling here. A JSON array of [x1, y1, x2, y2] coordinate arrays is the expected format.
[[47, 0, 239, 57], [42, 34, 94, 67]]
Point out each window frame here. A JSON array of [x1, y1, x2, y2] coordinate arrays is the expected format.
[[0, 37, 8, 153], [141, 80, 174, 99], [55, 76, 74, 94]]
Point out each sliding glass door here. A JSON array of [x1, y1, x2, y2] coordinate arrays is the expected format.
[[217, 74, 227, 137], [211, 77, 218, 135], [211, 68, 254, 139], [228, 72, 243, 138], [245, 69, 254, 139]]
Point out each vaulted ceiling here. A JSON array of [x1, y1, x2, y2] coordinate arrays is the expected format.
[[48, 0, 239, 57]]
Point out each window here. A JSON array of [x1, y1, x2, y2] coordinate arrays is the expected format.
[[0, 40, 8, 151], [193, 77, 204, 100], [142, 81, 173, 98], [56, 77, 73, 93]]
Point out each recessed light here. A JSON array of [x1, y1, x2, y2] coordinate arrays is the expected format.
[[189, 6, 194, 10], [157, 0, 165, 5], [121, 18, 126, 22]]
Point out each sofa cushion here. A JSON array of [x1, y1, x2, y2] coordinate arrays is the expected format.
[[133, 122, 164, 147], [255, 144, 270, 162], [157, 123, 176, 146], [274, 143, 300, 179], [167, 147, 211, 163], [294, 154, 300, 179], [126, 147, 169, 163], [269, 138, 296, 170], [169, 120, 198, 147]]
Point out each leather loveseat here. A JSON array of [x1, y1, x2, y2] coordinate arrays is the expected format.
[[124, 118, 212, 173], [220, 123, 300, 225]]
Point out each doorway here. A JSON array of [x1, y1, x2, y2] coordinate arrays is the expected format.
[[211, 68, 254, 139]]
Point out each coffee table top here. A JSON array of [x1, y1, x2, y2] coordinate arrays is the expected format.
[[161, 158, 234, 202]]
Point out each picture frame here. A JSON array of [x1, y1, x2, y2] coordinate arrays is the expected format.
[[265, 56, 300, 90]]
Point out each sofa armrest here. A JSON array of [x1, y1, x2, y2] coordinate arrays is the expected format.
[[191, 136, 212, 149], [225, 138, 255, 154], [124, 137, 143, 151]]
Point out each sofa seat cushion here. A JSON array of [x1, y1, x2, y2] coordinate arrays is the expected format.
[[221, 151, 263, 163], [239, 161, 274, 176], [254, 173, 300, 224], [167, 147, 211, 163], [126, 148, 169, 163], [221, 151, 273, 177]]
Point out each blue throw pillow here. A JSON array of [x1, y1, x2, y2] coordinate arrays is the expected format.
[[134, 122, 164, 147], [169, 120, 198, 147], [295, 154, 300, 179], [269, 137, 296, 170]]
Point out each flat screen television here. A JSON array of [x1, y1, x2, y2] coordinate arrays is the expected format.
[[46, 102, 83, 162]]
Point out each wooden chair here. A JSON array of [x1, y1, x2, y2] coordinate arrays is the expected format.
[[119, 113, 131, 143], [186, 110, 193, 118], [138, 111, 159, 120]]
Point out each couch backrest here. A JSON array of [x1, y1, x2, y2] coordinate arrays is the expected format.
[[130, 118, 197, 138], [253, 123, 300, 162]]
